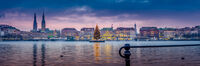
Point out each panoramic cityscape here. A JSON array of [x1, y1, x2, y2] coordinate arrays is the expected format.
[[1, 0, 200, 66], [0, 12, 199, 41]]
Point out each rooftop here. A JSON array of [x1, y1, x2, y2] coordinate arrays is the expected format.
[[158, 28, 176, 31], [116, 27, 135, 31], [81, 28, 94, 31], [140, 27, 158, 31], [62, 28, 77, 31], [0, 24, 20, 31], [101, 28, 113, 31]]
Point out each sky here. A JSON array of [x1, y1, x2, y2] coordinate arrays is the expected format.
[[0, 0, 200, 31]]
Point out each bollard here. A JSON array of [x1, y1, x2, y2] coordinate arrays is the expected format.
[[119, 44, 131, 66]]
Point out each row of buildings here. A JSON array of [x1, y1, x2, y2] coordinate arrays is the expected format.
[[61, 26, 136, 41], [139, 26, 200, 40], [0, 13, 200, 41], [1, 24, 200, 41], [60, 25, 200, 41]]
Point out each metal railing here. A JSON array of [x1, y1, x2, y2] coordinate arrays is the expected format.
[[119, 43, 200, 66]]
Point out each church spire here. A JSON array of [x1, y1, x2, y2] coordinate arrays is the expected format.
[[41, 11, 46, 32], [33, 13, 37, 32]]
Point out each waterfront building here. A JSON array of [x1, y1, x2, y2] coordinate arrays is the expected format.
[[175, 27, 191, 39], [190, 27, 199, 34], [0, 28, 4, 36], [52, 30, 60, 38], [0, 25, 21, 40], [182, 27, 191, 35], [140, 27, 159, 40], [191, 25, 200, 34], [80, 28, 94, 40], [0, 25, 20, 35], [61, 28, 79, 40], [190, 29, 199, 39], [101, 27, 114, 40], [101, 27, 113, 34], [158, 28, 165, 40], [115, 27, 135, 40], [196, 26, 200, 36], [102, 30, 114, 40], [20, 31, 33, 40], [31, 28, 59, 40], [181, 26, 200, 39], [159, 28, 176, 40]]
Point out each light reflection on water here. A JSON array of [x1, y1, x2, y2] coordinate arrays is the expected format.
[[0, 41, 200, 66]]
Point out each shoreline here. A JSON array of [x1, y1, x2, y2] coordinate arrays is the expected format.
[[0, 40, 200, 41]]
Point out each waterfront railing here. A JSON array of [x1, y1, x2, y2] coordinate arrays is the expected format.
[[119, 43, 200, 66]]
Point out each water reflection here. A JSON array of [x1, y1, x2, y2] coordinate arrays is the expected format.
[[33, 44, 37, 66], [32, 43, 46, 66], [0, 41, 200, 66], [41, 44, 46, 66], [0, 44, 13, 65], [93, 43, 101, 62], [104, 44, 112, 63], [93, 43, 113, 63], [104, 44, 112, 57], [136, 48, 141, 58]]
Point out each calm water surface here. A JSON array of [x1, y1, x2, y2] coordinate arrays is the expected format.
[[0, 41, 200, 66]]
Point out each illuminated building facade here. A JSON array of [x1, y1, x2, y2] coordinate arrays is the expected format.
[[140, 27, 159, 40], [115, 27, 135, 40], [101, 28, 114, 40], [61, 28, 79, 40], [80, 28, 94, 40]]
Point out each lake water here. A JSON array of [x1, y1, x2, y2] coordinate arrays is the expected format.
[[0, 41, 200, 66]]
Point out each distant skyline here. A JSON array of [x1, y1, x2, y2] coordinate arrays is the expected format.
[[0, 0, 200, 31]]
